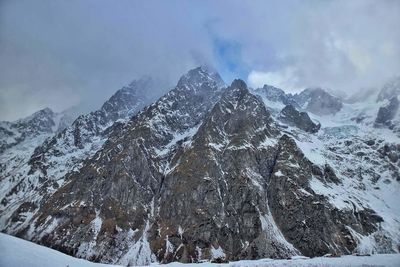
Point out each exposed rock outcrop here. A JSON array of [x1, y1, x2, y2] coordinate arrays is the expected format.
[[377, 76, 400, 102], [294, 88, 343, 116], [375, 96, 399, 127], [267, 135, 382, 257], [254, 85, 298, 108], [279, 105, 320, 133]]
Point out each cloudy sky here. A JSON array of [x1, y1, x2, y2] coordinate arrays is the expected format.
[[0, 0, 399, 121]]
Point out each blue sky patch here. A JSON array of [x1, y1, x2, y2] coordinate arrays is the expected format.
[[212, 38, 250, 84]]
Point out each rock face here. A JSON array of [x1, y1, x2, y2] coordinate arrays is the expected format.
[[155, 80, 296, 261], [375, 96, 399, 126], [254, 85, 297, 107], [374, 77, 400, 136], [267, 135, 383, 257], [377, 76, 400, 102], [293, 88, 343, 116], [1, 67, 399, 265], [279, 105, 320, 133]]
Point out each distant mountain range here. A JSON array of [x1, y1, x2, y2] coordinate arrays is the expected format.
[[1, 67, 399, 265]]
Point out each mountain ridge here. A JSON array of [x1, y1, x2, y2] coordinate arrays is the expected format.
[[0, 67, 399, 265]]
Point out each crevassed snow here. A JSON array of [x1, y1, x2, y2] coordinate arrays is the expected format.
[[2, 233, 400, 267]]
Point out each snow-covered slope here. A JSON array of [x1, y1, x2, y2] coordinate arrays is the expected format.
[[1, 233, 400, 267], [0, 233, 119, 267], [0, 108, 78, 232]]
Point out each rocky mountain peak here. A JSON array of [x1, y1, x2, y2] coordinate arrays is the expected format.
[[230, 78, 247, 89], [375, 96, 399, 126], [218, 79, 277, 114], [0, 108, 56, 154], [26, 74, 161, 180], [99, 76, 155, 122], [279, 105, 320, 133], [294, 87, 343, 115], [252, 84, 298, 112], [177, 66, 225, 90], [262, 84, 286, 97], [33, 107, 54, 116], [222, 79, 250, 104], [15, 109, 55, 136], [16, 107, 55, 124], [377, 76, 400, 102]]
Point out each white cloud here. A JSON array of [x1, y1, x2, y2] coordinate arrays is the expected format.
[[219, 0, 400, 94], [247, 67, 302, 92]]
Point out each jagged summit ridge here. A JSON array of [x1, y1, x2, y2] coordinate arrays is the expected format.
[[100, 76, 154, 122], [177, 66, 225, 90]]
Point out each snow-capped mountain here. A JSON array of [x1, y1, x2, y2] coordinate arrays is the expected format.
[[252, 85, 343, 116], [0, 67, 399, 266], [0, 76, 162, 235], [0, 108, 78, 242], [0, 108, 73, 154], [278, 105, 321, 133]]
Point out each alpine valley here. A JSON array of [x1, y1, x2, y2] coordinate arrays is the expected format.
[[1, 67, 399, 266]]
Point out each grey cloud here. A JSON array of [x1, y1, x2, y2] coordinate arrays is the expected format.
[[0, 0, 216, 120], [0, 0, 399, 120]]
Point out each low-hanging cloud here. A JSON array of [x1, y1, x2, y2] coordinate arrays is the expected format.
[[0, 0, 399, 120], [248, 67, 301, 92]]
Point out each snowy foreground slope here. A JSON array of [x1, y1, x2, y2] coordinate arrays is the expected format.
[[1, 233, 400, 267], [0, 233, 116, 267]]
